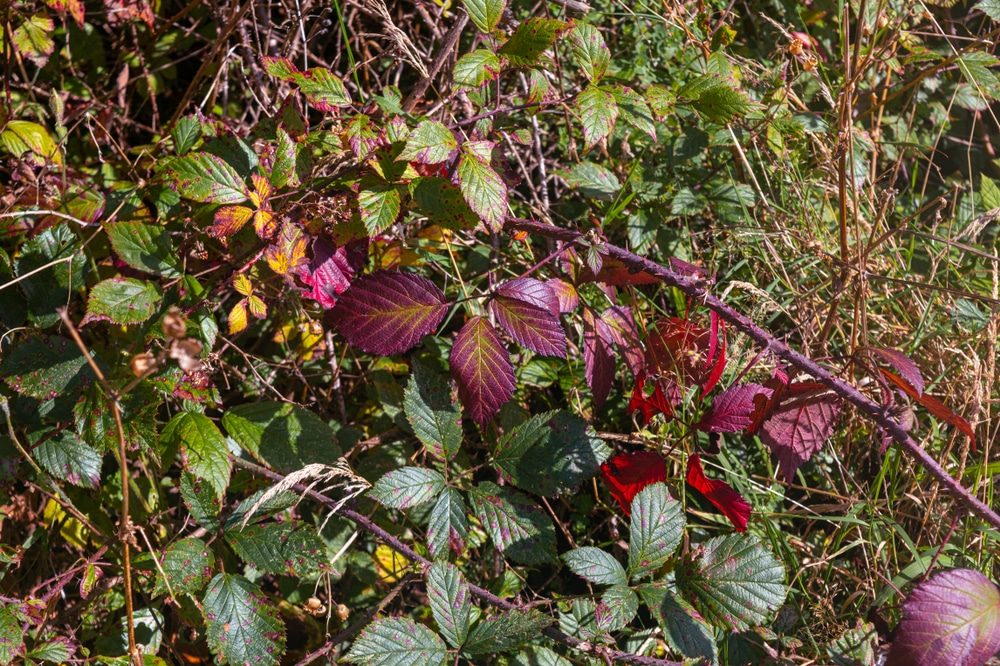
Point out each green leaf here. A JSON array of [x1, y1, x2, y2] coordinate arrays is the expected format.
[[180, 472, 222, 531], [294, 67, 352, 111], [83, 278, 162, 325], [160, 152, 249, 204], [270, 127, 302, 189], [12, 14, 54, 66], [956, 51, 1000, 96], [457, 141, 507, 232], [498, 18, 568, 66], [562, 547, 627, 586], [358, 185, 402, 235], [410, 177, 480, 230], [676, 533, 787, 631], [344, 617, 446, 666], [404, 358, 463, 460], [628, 483, 684, 580], [463, 0, 505, 33], [203, 574, 286, 666], [979, 0, 1000, 20], [570, 23, 610, 82], [105, 221, 182, 278], [226, 520, 328, 576], [13, 223, 88, 327], [463, 609, 552, 654], [827, 620, 877, 666], [154, 537, 215, 596], [75, 382, 160, 456], [222, 402, 342, 473], [34, 430, 102, 488], [0, 603, 25, 664], [0, 120, 61, 166], [453, 50, 501, 90], [511, 646, 572, 666], [427, 561, 472, 648], [639, 583, 717, 663], [427, 488, 469, 559], [370, 467, 445, 509], [680, 75, 756, 123], [610, 86, 656, 139], [469, 482, 557, 565], [576, 85, 618, 150], [596, 584, 638, 632], [172, 116, 202, 155], [981, 175, 1000, 210], [647, 84, 675, 119], [561, 162, 621, 200], [161, 412, 231, 501], [27, 639, 74, 663], [397, 121, 458, 164], [1, 335, 94, 400], [493, 411, 611, 498]]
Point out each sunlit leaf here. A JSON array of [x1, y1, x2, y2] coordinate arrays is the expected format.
[[627, 483, 684, 579], [203, 574, 286, 666], [570, 24, 610, 82], [106, 221, 181, 278], [639, 583, 717, 663], [404, 358, 463, 460], [758, 383, 842, 483], [457, 141, 508, 232], [427, 488, 469, 559], [463, 609, 552, 654], [345, 618, 445, 666], [576, 85, 618, 150], [686, 453, 752, 532], [83, 278, 162, 326], [469, 482, 557, 565], [161, 152, 249, 204], [397, 121, 458, 164], [370, 467, 445, 509], [426, 561, 472, 649], [161, 412, 231, 501], [462, 0, 505, 33], [498, 18, 568, 66], [563, 547, 627, 587], [449, 316, 515, 426]]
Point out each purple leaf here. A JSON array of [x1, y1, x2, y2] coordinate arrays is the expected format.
[[299, 238, 367, 309], [547, 279, 579, 313], [490, 297, 567, 357], [870, 347, 924, 396], [601, 306, 644, 377], [583, 308, 615, 410], [696, 383, 770, 433], [887, 568, 1000, 666], [330, 270, 449, 355], [495, 278, 559, 316], [449, 316, 515, 426], [759, 383, 842, 483]]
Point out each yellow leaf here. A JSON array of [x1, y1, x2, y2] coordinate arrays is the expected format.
[[253, 209, 278, 239], [247, 294, 267, 319], [211, 205, 254, 243], [373, 544, 410, 583], [265, 223, 309, 276], [43, 499, 90, 549], [228, 299, 249, 334], [233, 273, 253, 296], [251, 173, 272, 204]]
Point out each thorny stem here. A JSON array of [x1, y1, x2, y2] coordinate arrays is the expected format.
[[56, 309, 140, 666], [505, 218, 1000, 532], [232, 458, 693, 666]]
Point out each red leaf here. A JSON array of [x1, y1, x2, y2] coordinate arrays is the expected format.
[[600, 451, 667, 516], [628, 373, 674, 425], [490, 296, 566, 357], [880, 369, 976, 451], [583, 308, 615, 409], [330, 269, 448, 355], [745, 367, 790, 435], [449, 316, 515, 426], [495, 278, 559, 316], [758, 383, 842, 483], [300, 238, 367, 309], [696, 383, 769, 433], [869, 347, 924, 396], [601, 306, 644, 377], [645, 317, 723, 393], [686, 453, 752, 532], [583, 257, 660, 286], [547, 278, 579, 313], [704, 313, 726, 394]]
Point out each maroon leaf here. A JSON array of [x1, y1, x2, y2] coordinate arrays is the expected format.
[[299, 238, 368, 309], [601, 306, 644, 377], [869, 347, 924, 396], [704, 313, 726, 394], [330, 270, 449, 355], [449, 316, 515, 426], [669, 257, 711, 283], [600, 450, 667, 516], [686, 453, 752, 532], [880, 369, 976, 451], [583, 308, 615, 410], [496, 278, 559, 315], [547, 278, 579, 313], [758, 383, 842, 483], [887, 568, 1000, 666], [745, 367, 790, 435], [646, 316, 724, 393], [490, 296, 566, 358], [628, 372, 674, 425], [696, 383, 769, 433]]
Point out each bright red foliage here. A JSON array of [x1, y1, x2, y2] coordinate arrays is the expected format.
[[600, 451, 668, 516], [645, 316, 726, 394], [685, 453, 752, 532], [627, 373, 674, 425]]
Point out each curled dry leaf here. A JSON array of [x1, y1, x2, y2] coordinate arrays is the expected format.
[[169, 338, 204, 374]]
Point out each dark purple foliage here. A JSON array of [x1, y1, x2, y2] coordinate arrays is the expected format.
[[887, 568, 1000, 666], [300, 238, 368, 309], [870, 347, 924, 396], [495, 278, 559, 315], [601, 306, 644, 377], [329, 270, 448, 355], [696, 383, 770, 433], [582, 308, 615, 410], [490, 296, 567, 358], [449, 316, 515, 426], [758, 383, 842, 483]]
